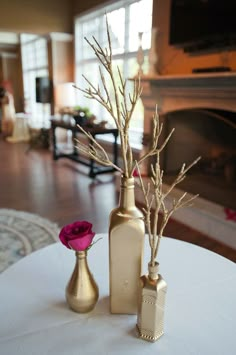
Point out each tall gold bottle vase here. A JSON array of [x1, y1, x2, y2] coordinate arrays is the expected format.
[[137, 262, 167, 342], [66, 251, 99, 313], [109, 175, 145, 314]]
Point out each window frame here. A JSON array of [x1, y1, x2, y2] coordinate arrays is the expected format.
[[20, 34, 51, 128]]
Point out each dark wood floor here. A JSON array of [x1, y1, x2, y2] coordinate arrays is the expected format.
[[0, 137, 235, 262]]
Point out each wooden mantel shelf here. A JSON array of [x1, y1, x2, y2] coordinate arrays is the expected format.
[[140, 71, 236, 87], [140, 72, 236, 116]]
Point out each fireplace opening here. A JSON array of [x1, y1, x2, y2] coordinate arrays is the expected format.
[[163, 108, 236, 209]]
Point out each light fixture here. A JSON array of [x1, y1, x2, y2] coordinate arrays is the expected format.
[[55, 82, 77, 113]]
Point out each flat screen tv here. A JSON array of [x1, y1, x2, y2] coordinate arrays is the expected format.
[[35, 77, 52, 103], [169, 0, 236, 53]]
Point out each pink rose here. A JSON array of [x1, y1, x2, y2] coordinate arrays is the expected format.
[[59, 221, 95, 251]]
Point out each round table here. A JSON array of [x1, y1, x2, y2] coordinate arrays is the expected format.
[[0, 235, 235, 354]]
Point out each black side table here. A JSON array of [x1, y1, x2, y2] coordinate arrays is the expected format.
[[51, 118, 119, 178]]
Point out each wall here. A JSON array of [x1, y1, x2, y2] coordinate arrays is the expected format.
[[154, 0, 236, 75], [48, 34, 74, 114], [0, 0, 73, 34], [73, 0, 107, 15], [0, 0, 74, 114], [50, 38, 74, 85]]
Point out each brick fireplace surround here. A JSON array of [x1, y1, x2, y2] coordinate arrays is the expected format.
[[138, 72, 236, 249]]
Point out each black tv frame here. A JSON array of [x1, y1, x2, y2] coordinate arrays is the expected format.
[[169, 0, 236, 54]]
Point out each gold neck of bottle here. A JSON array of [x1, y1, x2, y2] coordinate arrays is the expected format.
[[148, 261, 159, 280], [75, 250, 87, 259], [119, 176, 135, 209]]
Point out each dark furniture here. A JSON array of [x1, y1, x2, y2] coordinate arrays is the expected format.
[[27, 127, 50, 152], [51, 118, 119, 178]]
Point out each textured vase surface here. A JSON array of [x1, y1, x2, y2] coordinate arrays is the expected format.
[[109, 175, 145, 314], [137, 262, 167, 342], [66, 250, 99, 313]]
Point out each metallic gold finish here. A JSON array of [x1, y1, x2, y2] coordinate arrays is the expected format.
[[66, 251, 99, 313], [109, 176, 145, 314], [137, 262, 167, 342]]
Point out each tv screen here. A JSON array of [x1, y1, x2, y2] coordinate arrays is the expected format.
[[35, 77, 52, 103], [169, 0, 236, 53]]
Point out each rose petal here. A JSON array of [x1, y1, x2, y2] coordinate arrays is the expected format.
[[70, 221, 93, 238], [59, 226, 71, 249], [68, 233, 95, 251], [63, 224, 73, 236], [65, 221, 92, 240]]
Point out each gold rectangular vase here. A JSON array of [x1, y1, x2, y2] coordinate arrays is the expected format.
[[137, 262, 167, 342], [109, 176, 145, 314]]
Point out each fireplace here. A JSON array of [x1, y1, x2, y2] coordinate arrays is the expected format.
[[139, 72, 236, 248], [164, 108, 236, 210]]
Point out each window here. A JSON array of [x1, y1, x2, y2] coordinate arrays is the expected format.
[[75, 0, 153, 149], [21, 34, 50, 127]]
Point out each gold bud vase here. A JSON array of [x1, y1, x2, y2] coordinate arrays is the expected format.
[[109, 175, 145, 314], [137, 262, 167, 342], [66, 250, 99, 313]]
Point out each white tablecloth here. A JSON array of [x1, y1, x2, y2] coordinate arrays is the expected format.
[[0, 235, 235, 354], [7, 113, 30, 143]]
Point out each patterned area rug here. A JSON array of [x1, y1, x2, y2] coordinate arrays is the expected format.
[[0, 209, 60, 273]]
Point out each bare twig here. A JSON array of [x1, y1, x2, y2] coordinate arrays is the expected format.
[[136, 149, 200, 266], [75, 124, 122, 173], [73, 17, 152, 178], [133, 108, 175, 175]]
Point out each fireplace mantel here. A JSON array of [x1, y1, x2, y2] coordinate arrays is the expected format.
[[141, 72, 236, 122], [138, 72, 236, 248]]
